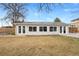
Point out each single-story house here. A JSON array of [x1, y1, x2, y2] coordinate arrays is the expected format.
[[13, 22, 69, 35]]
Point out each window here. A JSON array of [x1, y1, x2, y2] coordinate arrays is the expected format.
[[50, 27, 57, 32], [50, 27, 53, 31], [18, 26, 21, 33], [39, 27, 43, 31], [29, 27, 37, 32], [23, 26, 25, 33], [54, 27, 57, 31], [39, 27, 47, 32], [18, 26, 26, 34], [44, 27, 47, 31], [33, 27, 37, 31], [29, 27, 32, 31]]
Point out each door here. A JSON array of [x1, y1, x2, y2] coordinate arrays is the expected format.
[[60, 26, 62, 33]]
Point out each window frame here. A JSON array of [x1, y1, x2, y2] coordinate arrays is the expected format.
[[29, 26, 37, 32], [50, 27, 54, 32], [33, 27, 37, 32], [18, 26, 21, 33], [39, 27, 43, 31], [39, 26, 47, 32], [29, 27, 32, 31], [54, 27, 57, 31], [23, 26, 25, 33], [50, 26, 57, 32], [44, 27, 47, 32]]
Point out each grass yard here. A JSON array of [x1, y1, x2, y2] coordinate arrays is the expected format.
[[0, 35, 79, 56]]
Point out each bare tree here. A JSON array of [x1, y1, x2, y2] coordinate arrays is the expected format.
[[38, 3, 63, 13], [0, 3, 62, 25], [38, 3, 53, 13], [0, 3, 27, 24]]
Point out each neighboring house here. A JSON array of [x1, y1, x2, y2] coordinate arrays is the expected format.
[[71, 18, 79, 25], [69, 18, 79, 33], [13, 22, 69, 35]]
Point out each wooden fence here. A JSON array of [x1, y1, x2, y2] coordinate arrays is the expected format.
[[0, 27, 15, 35], [69, 27, 79, 33]]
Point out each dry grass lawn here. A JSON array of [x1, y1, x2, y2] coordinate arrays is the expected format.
[[0, 35, 79, 56]]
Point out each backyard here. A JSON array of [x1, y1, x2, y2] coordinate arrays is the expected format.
[[0, 35, 79, 56]]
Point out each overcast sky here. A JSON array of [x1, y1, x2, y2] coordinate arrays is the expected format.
[[0, 3, 79, 26]]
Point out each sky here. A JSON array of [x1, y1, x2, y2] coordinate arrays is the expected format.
[[0, 3, 79, 26], [26, 3, 79, 23]]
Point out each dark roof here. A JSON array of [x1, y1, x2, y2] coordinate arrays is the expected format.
[[71, 18, 79, 22], [14, 22, 69, 26]]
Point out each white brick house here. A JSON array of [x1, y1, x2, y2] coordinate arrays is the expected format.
[[14, 22, 69, 35]]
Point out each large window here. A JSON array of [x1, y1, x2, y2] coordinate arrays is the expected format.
[[39, 27, 43, 31], [33, 27, 37, 31], [50, 27, 57, 32], [44, 27, 47, 31], [18, 26, 26, 34], [18, 26, 21, 33], [29, 27, 32, 31], [50, 27, 53, 31], [39, 27, 47, 32], [23, 26, 25, 33], [54, 27, 57, 31], [29, 27, 37, 32]]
